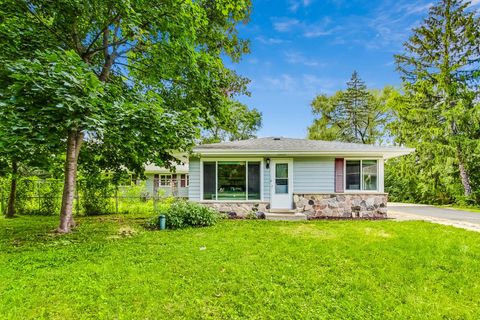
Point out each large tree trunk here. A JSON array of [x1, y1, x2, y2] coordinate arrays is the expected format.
[[57, 130, 84, 233], [5, 161, 18, 219], [456, 144, 472, 197]]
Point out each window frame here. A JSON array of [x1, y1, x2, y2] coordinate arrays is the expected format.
[[200, 158, 264, 202], [180, 174, 189, 188], [159, 174, 173, 187], [344, 159, 380, 193]]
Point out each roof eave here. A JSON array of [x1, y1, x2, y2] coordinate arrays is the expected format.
[[193, 148, 415, 159]]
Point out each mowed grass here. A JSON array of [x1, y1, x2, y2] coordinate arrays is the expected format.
[[1, 216, 480, 319]]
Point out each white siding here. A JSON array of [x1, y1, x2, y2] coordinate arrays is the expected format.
[[188, 158, 201, 201], [293, 157, 335, 193], [145, 174, 155, 194]]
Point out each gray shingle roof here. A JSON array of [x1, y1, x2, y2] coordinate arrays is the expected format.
[[194, 137, 414, 159]]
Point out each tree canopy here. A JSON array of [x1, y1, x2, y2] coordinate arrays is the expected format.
[[0, 0, 256, 231], [202, 101, 262, 143], [308, 71, 393, 144]]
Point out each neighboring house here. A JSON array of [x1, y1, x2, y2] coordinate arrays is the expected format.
[[188, 137, 414, 218], [143, 161, 189, 198]]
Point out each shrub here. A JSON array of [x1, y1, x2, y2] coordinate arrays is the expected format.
[[158, 200, 220, 230], [77, 177, 115, 215], [245, 211, 258, 220]]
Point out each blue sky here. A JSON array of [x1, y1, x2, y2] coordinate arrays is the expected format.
[[227, 0, 479, 138]]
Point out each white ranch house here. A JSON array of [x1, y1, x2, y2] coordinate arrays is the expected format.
[[145, 137, 413, 218]]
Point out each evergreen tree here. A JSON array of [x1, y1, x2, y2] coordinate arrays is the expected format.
[[394, 0, 480, 199], [308, 71, 392, 144]]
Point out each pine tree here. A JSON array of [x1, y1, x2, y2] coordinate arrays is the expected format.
[[342, 71, 371, 143], [394, 0, 480, 198], [308, 71, 392, 144]]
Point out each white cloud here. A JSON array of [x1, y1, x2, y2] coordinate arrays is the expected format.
[[256, 36, 286, 45], [271, 16, 338, 38], [304, 27, 336, 38], [288, 0, 314, 12], [470, 0, 480, 6], [272, 18, 301, 32], [264, 74, 296, 91], [325, 0, 434, 51], [263, 73, 340, 95], [284, 51, 326, 67]]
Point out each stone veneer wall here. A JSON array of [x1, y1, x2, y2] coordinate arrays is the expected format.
[[201, 202, 269, 217], [294, 193, 388, 218]]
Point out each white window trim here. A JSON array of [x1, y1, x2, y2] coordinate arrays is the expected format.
[[344, 158, 381, 193], [159, 174, 173, 187], [200, 158, 264, 201], [179, 174, 189, 188]]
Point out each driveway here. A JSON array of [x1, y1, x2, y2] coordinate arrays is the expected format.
[[388, 203, 480, 233]]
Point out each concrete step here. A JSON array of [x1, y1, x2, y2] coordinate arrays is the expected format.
[[268, 208, 296, 213], [265, 212, 307, 221]]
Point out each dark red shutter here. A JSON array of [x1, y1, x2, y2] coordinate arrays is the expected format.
[[180, 174, 186, 187], [335, 158, 344, 193]]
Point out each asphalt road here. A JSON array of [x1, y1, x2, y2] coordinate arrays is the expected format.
[[388, 204, 480, 224]]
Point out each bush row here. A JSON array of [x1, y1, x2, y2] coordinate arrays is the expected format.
[[146, 200, 222, 230]]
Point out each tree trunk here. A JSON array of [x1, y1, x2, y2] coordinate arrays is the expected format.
[[58, 130, 84, 233], [456, 144, 472, 197], [5, 161, 18, 218]]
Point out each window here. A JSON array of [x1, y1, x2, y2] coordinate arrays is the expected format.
[[362, 160, 378, 191], [218, 162, 246, 200], [346, 161, 361, 190], [159, 174, 172, 187], [275, 163, 288, 194], [202, 161, 261, 200], [345, 160, 378, 191], [180, 174, 189, 187], [248, 162, 261, 200], [203, 162, 216, 200]]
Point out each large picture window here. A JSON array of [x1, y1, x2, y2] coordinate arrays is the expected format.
[[346, 160, 378, 191], [203, 161, 261, 200]]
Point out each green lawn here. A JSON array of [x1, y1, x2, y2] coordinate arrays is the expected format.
[[1, 216, 480, 319], [440, 205, 480, 213]]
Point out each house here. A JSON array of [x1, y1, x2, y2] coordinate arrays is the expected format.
[[143, 160, 189, 198], [188, 137, 414, 218]]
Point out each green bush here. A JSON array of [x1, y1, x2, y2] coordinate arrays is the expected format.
[[158, 200, 220, 230], [15, 178, 63, 215], [77, 176, 116, 215]]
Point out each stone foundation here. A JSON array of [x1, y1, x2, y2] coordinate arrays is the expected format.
[[293, 193, 388, 218], [200, 201, 269, 217]]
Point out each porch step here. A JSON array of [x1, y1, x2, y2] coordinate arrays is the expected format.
[[265, 212, 307, 221], [268, 208, 296, 214]]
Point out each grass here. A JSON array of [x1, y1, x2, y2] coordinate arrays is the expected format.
[[439, 204, 480, 213], [1, 215, 480, 319]]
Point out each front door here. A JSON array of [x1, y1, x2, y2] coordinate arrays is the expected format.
[[270, 159, 293, 209]]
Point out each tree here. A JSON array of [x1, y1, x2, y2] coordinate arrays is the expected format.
[[3, 1, 252, 232], [308, 71, 393, 144], [0, 0, 61, 218], [3, 50, 106, 223], [202, 101, 262, 143], [394, 0, 480, 199]]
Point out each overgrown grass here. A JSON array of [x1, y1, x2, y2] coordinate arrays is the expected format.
[[1, 215, 480, 319]]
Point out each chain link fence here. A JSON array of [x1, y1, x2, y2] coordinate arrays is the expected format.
[[0, 177, 171, 216]]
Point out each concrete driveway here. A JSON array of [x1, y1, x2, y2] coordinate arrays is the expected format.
[[388, 203, 480, 232]]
